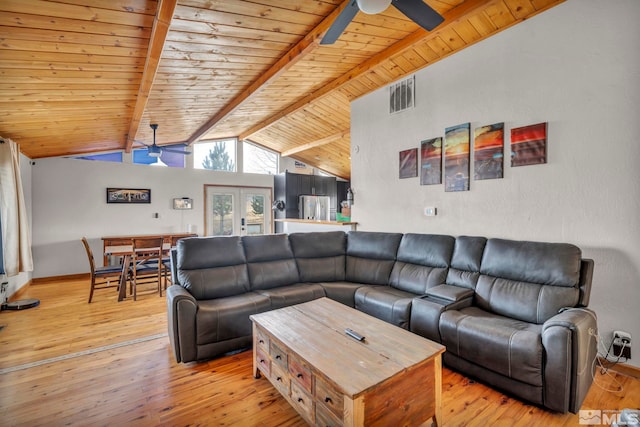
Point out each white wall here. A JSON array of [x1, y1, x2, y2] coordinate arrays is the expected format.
[[351, 0, 640, 366], [31, 157, 273, 278], [3, 153, 33, 299]]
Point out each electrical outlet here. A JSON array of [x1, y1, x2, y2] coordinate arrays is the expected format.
[[612, 330, 631, 359]]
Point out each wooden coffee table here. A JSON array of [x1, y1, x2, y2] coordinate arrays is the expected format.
[[250, 297, 445, 426]]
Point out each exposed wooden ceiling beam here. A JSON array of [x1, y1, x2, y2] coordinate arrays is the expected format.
[[124, 0, 178, 152], [184, 0, 352, 145], [280, 131, 349, 157], [238, 0, 491, 142]]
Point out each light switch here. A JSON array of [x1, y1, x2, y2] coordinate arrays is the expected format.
[[424, 207, 437, 217]]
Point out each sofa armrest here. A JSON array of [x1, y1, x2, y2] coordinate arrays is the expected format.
[[166, 285, 198, 363], [425, 284, 474, 303], [542, 308, 598, 413]]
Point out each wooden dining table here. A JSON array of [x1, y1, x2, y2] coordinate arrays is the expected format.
[[104, 243, 171, 302]]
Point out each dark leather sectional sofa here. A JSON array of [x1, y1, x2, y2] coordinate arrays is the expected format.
[[166, 231, 597, 414]]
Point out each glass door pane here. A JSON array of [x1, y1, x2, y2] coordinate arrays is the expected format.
[[243, 194, 265, 236], [210, 193, 234, 236]]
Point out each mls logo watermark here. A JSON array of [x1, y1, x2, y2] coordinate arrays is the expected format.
[[579, 409, 639, 425]]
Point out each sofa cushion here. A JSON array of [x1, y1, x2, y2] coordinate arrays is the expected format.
[[440, 307, 544, 387], [243, 234, 300, 290], [318, 281, 365, 307], [389, 233, 454, 293], [354, 286, 415, 329], [257, 283, 326, 310], [289, 231, 346, 282], [196, 292, 271, 345], [445, 236, 486, 289], [346, 231, 402, 285], [177, 236, 250, 300], [476, 239, 581, 323]]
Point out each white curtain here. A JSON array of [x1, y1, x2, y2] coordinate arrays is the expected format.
[[0, 137, 33, 276]]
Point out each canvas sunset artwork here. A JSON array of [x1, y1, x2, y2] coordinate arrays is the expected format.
[[511, 122, 547, 166], [444, 123, 470, 192], [474, 122, 504, 180]]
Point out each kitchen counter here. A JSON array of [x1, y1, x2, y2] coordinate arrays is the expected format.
[[275, 218, 357, 233]]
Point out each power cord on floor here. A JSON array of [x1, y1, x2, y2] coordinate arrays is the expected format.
[[588, 328, 625, 393]]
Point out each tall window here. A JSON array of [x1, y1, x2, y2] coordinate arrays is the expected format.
[[194, 139, 236, 172], [243, 141, 278, 175]]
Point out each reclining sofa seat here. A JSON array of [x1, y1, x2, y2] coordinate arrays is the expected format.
[[167, 235, 271, 363], [243, 233, 325, 310], [355, 233, 455, 329], [438, 238, 597, 413]]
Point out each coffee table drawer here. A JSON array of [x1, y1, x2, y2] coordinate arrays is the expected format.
[[270, 341, 288, 369], [256, 345, 270, 376], [269, 362, 290, 397], [291, 382, 314, 420], [288, 355, 312, 393], [256, 327, 270, 350], [315, 376, 343, 420], [316, 401, 342, 427]]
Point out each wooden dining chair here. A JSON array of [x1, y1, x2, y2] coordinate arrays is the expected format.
[[82, 237, 124, 303], [162, 233, 197, 288], [130, 236, 164, 301]]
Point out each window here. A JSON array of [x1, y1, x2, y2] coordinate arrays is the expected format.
[[72, 152, 123, 163], [243, 141, 278, 175], [194, 139, 236, 172], [133, 145, 186, 168]]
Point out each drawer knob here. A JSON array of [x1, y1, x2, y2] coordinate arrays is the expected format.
[[298, 398, 304, 403], [276, 355, 282, 360], [276, 376, 282, 382], [325, 396, 332, 403], [260, 359, 265, 363], [297, 373, 303, 378], [259, 339, 264, 344]]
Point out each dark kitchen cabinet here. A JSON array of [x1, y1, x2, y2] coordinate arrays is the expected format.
[[274, 172, 340, 232]]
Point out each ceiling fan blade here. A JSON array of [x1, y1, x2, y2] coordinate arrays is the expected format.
[[162, 147, 192, 155], [133, 140, 151, 147], [320, 0, 360, 45], [392, 0, 444, 31]]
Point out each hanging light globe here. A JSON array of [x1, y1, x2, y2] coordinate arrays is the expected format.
[[356, 0, 392, 14]]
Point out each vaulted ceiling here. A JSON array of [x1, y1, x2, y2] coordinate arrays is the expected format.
[[0, 0, 564, 179]]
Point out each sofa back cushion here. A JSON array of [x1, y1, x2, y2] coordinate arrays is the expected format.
[[243, 234, 300, 290], [446, 236, 487, 289], [346, 231, 402, 285], [389, 233, 454, 293], [176, 236, 250, 300], [289, 231, 346, 282], [476, 238, 582, 324]]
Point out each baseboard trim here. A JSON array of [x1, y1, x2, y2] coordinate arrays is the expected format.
[[31, 273, 89, 285], [598, 357, 640, 379], [9, 280, 32, 302]]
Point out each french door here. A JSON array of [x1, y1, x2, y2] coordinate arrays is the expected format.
[[204, 186, 272, 236]]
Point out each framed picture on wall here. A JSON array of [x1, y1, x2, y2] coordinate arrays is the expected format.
[[511, 122, 547, 167], [420, 137, 442, 185], [399, 148, 418, 179], [444, 123, 470, 192], [474, 122, 504, 180], [106, 188, 151, 204], [173, 198, 193, 210]]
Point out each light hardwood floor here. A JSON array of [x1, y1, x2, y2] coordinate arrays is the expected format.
[[0, 279, 638, 426]]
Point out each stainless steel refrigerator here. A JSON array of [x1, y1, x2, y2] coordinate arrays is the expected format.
[[299, 195, 330, 220]]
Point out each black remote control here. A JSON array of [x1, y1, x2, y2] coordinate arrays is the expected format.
[[345, 328, 365, 341]]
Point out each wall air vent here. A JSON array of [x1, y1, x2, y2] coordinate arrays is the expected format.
[[390, 76, 415, 114]]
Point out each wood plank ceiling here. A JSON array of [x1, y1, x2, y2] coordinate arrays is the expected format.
[[0, 0, 565, 179]]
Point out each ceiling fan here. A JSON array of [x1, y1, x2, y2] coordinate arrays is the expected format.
[[321, 0, 444, 45], [136, 123, 191, 158]]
